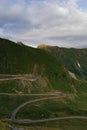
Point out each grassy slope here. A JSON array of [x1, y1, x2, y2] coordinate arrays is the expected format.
[[0, 38, 74, 93], [38, 45, 87, 80], [37, 45, 87, 108], [1, 120, 87, 130], [0, 38, 64, 75], [0, 39, 87, 129]]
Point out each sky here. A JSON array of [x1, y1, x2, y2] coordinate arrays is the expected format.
[[0, 0, 87, 48]]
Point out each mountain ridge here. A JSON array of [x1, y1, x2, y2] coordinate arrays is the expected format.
[[37, 44, 87, 80], [0, 37, 74, 94]]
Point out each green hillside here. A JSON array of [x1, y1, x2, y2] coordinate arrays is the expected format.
[[38, 44, 87, 80], [0, 38, 74, 93], [0, 39, 87, 130]]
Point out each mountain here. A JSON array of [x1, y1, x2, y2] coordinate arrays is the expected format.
[[0, 38, 75, 93], [0, 39, 87, 130], [38, 44, 87, 80]]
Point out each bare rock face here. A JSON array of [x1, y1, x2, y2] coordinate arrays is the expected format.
[[37, 44, 47, 49], [16, 42, 23, 46]]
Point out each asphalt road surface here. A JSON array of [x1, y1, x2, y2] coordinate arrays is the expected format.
[[11, 96, 87, 124]]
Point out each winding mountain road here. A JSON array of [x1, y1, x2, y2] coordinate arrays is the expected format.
[[0, 74, 87, 124], [11, 96, 87, 124], [0, 74, 38, 81], [0, 93, 62, 96]]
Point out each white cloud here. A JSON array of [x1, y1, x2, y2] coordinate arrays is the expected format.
[[0, 0, 87, 48]]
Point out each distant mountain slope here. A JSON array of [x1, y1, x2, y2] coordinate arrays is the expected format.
[[38, 44, 87, 80]]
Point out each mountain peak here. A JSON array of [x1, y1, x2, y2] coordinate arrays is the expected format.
[[16, 41, 24, 46], [37, 44, 48, 49]]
